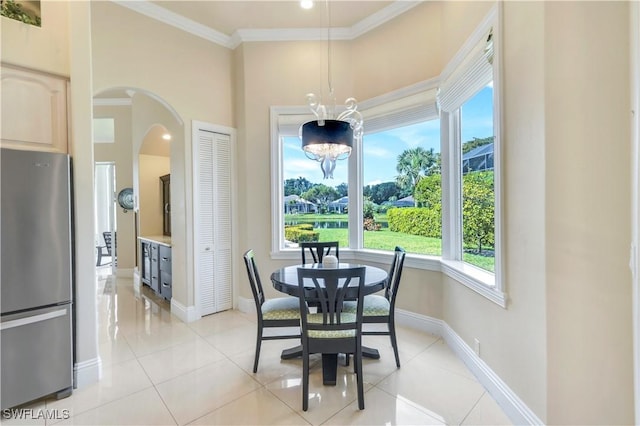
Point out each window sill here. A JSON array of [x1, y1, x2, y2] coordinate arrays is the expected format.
[[440, 259, 506, 307], [270, 249, 506, 308]]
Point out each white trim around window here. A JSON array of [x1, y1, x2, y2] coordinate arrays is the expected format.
[[439, 3, 505, 307]]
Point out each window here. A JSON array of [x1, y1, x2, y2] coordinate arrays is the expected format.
[[271, 5, 504, 306], [461, 86, 495, 272], [270, 83, 440, 257], [363, 119, 441, 256], [282, 135, 349, 248], [93, 118, 115, 143], [438, 5, 504, 305]]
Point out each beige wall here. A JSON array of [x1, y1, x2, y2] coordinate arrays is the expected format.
[[90, 1, 233, 124], [94, 105, 136, 270], [439, 1, 494, 66], [352, 1, 443, 100], [0, 2, 70, 75], [544, 2, 633, 423]]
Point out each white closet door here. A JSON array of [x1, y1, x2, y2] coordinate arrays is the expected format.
[[213, 133, 232, 311], [195, 129, 232, 316]]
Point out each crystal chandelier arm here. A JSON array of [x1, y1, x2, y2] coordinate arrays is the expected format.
[[306, 93, 327, 123], [336, 98, 363, 138]]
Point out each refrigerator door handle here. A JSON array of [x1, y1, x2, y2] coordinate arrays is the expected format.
[[0, 308, 67, 331]]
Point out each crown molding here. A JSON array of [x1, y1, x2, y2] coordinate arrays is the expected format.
[[232, 27, 352, 48], [350, 1, 421, 38], [111, 0, 235, 49], [110, 0, 422, 49]]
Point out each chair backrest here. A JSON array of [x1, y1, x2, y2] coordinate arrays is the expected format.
[[103, 231, 116, 255], [300, 241, 339, 265], [297, 266, 366, 337], [385, 246, 406, 304], [243, 249, 265, 313]]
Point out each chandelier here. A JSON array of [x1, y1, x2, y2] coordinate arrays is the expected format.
[[299, 2, 363, 179]]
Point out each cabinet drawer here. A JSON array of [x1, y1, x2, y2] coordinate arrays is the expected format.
[[159, 245, 171, 273], [150, 270, 160, 293], [160, 271, 172, 300]]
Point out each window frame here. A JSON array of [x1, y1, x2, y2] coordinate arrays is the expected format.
[[269, 81, 442, 268], [439, 4, 505, 306]]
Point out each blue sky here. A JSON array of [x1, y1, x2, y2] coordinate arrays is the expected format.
[[283, 85, 494, 188]]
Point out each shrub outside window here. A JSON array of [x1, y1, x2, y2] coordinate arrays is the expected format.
[[282, 136, 349, 249], [362, 120, 442, 256]]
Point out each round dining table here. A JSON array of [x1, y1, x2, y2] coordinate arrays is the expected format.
[[270, 262, 388, 385]]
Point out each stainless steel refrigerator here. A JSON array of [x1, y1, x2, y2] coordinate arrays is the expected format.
[[1, 148, 73, 409]]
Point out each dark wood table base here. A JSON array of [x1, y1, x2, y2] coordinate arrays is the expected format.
[[281, 346, 380, 385]]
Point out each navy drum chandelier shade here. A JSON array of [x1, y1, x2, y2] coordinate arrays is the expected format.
[[299, 2, 363, 179]]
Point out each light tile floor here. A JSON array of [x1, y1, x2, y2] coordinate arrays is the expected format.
[[2, 271, 512, 426]]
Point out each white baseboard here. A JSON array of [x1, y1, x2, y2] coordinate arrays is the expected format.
[[171, 298, 200, 323], [392, 310, 543, 425], [395, 308, 444, 336], [442, 323, 544, 425], [237, 296, 255, 315], [73, 357, 101, 389]]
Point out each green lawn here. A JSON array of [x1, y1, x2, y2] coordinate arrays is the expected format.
[[314, 228, 442, 256], [285, 213, 494, 272]]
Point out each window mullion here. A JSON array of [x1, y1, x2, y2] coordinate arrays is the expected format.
[[441, 110, 463, 261], [349, 134, 363, 250]]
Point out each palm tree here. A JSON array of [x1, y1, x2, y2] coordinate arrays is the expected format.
[[395, 147, 439, 193]]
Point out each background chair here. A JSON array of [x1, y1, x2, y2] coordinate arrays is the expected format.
[[243, 249, 301, 373], [344, 246, 406, 368], [96, 231, 116, 266], [300, 241, 339, 264], [297, 266, 366, 411]]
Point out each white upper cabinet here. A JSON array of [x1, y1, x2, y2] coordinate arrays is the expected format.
[[1, 64, 69, 153]]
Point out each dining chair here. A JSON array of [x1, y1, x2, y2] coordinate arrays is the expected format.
[[300, 241, 339, 264], [344, 246, 406, 368], [96, 231, 116, 266], [243, 249, 302, 373], [297, 266, 367, 411]]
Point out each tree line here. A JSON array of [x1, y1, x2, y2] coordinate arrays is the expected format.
[[284, 136, 495, 254]]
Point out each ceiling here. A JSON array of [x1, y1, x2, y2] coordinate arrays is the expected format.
[[148, 1, 395, 36], [111, 0, 419, 48]]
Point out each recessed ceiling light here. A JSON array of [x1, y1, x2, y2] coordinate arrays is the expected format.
[[300, 0, 313, 10], [162, 133, 172, 141]]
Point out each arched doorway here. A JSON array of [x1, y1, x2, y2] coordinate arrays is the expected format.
[[92, 88, 183, 300]]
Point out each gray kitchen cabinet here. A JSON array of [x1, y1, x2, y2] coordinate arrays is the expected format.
[[139, 237, 171, 300], [159, 245, 172, 300]]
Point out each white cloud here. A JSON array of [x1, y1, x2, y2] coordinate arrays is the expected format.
[[285, 158, 320, 175], [364, 145, 393, 158]]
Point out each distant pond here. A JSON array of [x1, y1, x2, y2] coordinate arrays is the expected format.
[[285, 219, 388, 229]]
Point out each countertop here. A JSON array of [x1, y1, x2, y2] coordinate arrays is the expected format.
[[138, 235, 172, 247]]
